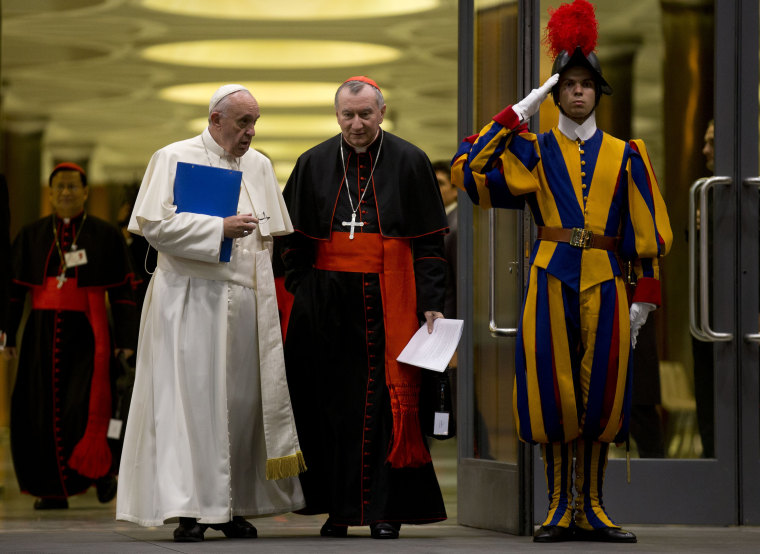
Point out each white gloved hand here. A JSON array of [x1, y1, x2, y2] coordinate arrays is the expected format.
[[512, 73, 560, 122], [629, 302, 656, 349]]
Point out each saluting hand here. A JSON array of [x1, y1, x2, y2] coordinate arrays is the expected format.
[[513, 73, 560, 122]]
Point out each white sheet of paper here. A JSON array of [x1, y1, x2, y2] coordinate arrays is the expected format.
[[396, 318, 464, 372], [107, 418, 123, 440], [434, 412, 450, 435]]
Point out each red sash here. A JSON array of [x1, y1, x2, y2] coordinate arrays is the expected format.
[[315, 232, 431, 468], [31, 277, 112, 479]]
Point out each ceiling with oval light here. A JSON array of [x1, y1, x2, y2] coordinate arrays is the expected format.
[[141, 39, 401, 69], [139, 0, 439, 20], [161, 81, 381, 109]]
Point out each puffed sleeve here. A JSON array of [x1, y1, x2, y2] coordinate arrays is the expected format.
[[620, 139, 673, 305], [451, 106, 537, 209]]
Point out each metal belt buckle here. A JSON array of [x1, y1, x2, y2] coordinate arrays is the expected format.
[[569, 227, 593, 248]]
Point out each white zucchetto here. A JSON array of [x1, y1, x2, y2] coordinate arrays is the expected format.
[[208, 84, 249, 114]]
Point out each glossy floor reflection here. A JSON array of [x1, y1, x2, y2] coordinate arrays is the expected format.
[[1, 434, 759, 553]]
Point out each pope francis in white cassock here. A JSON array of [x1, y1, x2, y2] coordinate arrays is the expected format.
[[116, 84, 305, 542]]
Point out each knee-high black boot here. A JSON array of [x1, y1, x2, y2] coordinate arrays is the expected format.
[[573, 439, 636, 543], [533, 441, 574, 542]]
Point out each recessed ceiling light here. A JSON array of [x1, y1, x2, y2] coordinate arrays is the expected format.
[[141, 39, 401, 69], [140, 0, 439, 20], [162, 81, 391, 111], [161, 81, 352, 108]]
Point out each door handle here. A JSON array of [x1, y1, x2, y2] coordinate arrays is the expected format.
[[696, 176, 733, 341], [489, 209, 518, 337], [742, 176, 760, 343], [689, 178, 711, 341]]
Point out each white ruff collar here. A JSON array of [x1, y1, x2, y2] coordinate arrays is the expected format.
[[558, 111, 597, 142]]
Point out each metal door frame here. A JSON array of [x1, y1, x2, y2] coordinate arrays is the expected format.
[[455, 0, 537, 536], [733, 0, 760, 526]]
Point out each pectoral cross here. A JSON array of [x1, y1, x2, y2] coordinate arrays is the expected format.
[[342, 212, 364, 240], [56, 272, 67, 289]]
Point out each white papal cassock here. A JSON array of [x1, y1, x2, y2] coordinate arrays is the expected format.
[[116, 129, 305, 527]]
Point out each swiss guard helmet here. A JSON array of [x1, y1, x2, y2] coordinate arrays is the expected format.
[[544, 0, 612, 107]]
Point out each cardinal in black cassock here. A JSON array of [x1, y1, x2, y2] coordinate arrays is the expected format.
[[280, 76, 449, 539], [7, 163, 138, 509]]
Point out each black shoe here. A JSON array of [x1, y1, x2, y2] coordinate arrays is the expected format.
[[320, 518, 348, 537], [574, 526, 637, 543], [95, 475, 118, 503], [370, 522, 400, 539], [173, 518, 206, 542], [33, 497, 69, 510], [533, 524, 574, 542], [209, 516, 257, 539]]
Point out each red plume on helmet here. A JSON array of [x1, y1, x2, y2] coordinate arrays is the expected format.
[[543, 0, 598, 59], [543, 0, 612, 104]]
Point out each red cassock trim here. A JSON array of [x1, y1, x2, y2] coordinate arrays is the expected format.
[[274, 276, 294, 340], [32, 277, 112, 479], [315, 232, 431, 468], [32, 276, 88, 311]]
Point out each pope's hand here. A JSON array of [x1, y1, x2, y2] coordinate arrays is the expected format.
[[512, 73, 560, 122], [223, 213, 258, 239], [630, 302, 656, 349]]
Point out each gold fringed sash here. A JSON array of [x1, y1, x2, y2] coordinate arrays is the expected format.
[[265, 451, 308, 480], [255, 251, 307, 479]]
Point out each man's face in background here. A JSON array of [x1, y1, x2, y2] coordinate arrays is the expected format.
[[703, 121, 715, 173], [436, 169, 458, 208]]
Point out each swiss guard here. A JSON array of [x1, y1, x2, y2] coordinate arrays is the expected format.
[[452, 0, 672, 543]]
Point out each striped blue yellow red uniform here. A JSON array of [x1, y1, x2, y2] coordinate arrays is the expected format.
[[452, 106, 672, 447]]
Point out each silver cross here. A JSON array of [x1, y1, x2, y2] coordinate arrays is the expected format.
[[341, 212, 365, 240]]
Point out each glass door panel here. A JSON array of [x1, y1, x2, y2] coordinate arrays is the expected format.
[[456, 0, 534, 535]]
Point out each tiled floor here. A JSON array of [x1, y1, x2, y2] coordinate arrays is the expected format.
[[1, 438, 760, 553]]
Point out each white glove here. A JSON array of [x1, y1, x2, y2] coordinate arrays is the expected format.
[[629, 302, 656, 349], [512, 73, 560, 122]]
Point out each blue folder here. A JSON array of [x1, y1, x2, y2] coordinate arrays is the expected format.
[[174, 161, 242, 262]]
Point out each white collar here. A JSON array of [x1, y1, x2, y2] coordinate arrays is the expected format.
[[202, 128, 242, 160], [557, 111, 598, 142]]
